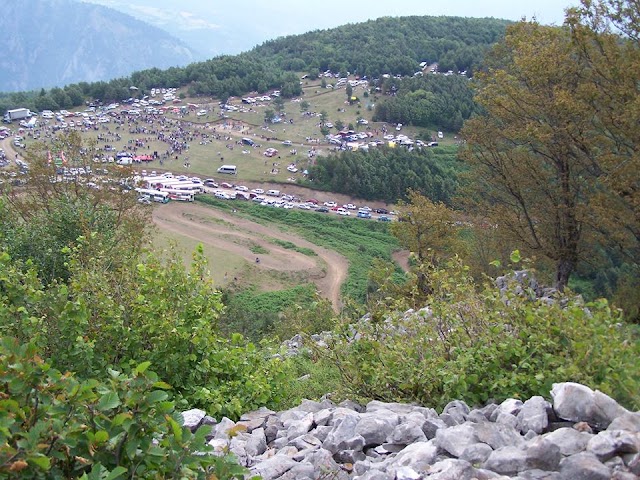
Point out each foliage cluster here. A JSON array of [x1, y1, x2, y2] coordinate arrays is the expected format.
[[252, 16, 509, 79], [305, 145, 461, 203], [0, 132, 147, 285], [0, 244, 287, 421], [0, 337, 250, 479], [220, 284, 318, 341], [460, 1, 640, 299], [373, 74, 480, 130], [322, 257, 640, 411]]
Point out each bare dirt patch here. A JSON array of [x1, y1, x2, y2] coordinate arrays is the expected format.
[[392, 250, 411, 272], [152, 202, 348, 311]]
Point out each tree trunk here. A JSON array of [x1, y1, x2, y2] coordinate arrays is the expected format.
[[555, 258, 574, 292]]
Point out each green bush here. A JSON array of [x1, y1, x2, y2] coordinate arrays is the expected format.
[[0, 337, 251, 479], [0, 244, 288, 421], [324, 258, 640, 410]]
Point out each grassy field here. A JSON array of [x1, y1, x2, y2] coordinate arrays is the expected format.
[[78, 76, 453, 187]]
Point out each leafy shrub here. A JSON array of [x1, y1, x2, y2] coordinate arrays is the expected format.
[[0, 337, 250, 479], [220, 284, 319, 341], [0, 244, 288, 420], [324, 258, 640, 410]]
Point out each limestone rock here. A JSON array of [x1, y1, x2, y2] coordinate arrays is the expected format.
[[559, 452, 612, 480], [435, 423, 478, 457], [551, 383, 628, 430], [542, 427, 593, 456], [517, 396, 551, 434], [181, 408, 207, 431], [587, 429, 640, 461]]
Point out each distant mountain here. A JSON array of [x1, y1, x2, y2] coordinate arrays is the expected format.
[[0, 0, 199, 92]]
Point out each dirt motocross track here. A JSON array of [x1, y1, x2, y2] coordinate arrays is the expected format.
[[152, 202, 348, 311]]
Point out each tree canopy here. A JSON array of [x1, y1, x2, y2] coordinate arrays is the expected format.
[[306, 146, 462, 204], [373, 74, 479, 130], [460, 3, 640, 292]]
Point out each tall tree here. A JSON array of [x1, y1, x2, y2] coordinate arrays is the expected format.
[[390, 190, 461, 294], [459, 19, 639, 290], [565, 0, 640, 258]]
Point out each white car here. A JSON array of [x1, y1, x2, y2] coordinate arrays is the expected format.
[[337, 208, 351, 216], [251, 188, 265, 194], [324, 201, 337, 208], [235, 185, 249, 191]]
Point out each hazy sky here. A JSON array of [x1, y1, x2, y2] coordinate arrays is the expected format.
[[82, 0, 578, 55]]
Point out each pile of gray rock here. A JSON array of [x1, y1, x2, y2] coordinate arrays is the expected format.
[[181, 382, 639, 479]]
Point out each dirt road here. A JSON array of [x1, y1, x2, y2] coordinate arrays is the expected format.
[[153, 201, 348, 311]]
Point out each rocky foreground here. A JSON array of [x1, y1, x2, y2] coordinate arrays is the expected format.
[[181, 382, 640, 479]]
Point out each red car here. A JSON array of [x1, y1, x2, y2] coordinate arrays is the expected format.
[[306, 198, 319, 204]]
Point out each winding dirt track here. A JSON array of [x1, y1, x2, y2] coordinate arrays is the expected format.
[[152, 202, 348, 311]]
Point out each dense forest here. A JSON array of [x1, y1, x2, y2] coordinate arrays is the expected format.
[[0, 16, 509, 113], [372, 74, 481, 130], [245, 16, 510, 78], [305, 146, 462, 203]]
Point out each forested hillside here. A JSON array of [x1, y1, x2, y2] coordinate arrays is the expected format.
[[373, 74, 480, 131], [0, 16, 508, 112], [248, 16, 510, 77], [306, 146, 462, 203]]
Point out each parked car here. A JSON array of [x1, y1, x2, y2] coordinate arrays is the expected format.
[[378, 215, 391, 222], [375, 208, 389, 214], [357, 211, 372, 219], [316, 207, 329, 213]]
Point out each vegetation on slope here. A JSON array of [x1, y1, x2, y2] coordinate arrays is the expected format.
[[0, 16, 509, 112], [0, 2, 639, 477], [460, 6, 640, 307], [248, 16, 510, 78], [305, 145, 462, 203], [373, 74, 480, 131]]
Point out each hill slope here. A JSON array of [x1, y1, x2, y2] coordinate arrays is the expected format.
[[245, 16, 511, 76], [0, 0, 198, 92]]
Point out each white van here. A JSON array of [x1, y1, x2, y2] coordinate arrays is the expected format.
[[217, 165, 237, 175], [266, 189, 280, 197]]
